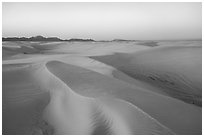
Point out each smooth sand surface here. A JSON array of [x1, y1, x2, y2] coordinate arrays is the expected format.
[[92, 45, 202, 106], [2, 41, 202, 135]]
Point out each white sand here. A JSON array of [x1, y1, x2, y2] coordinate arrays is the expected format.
[[3, 61, 173, 134], [45, 60, 201, 135], [2, 41, 202, 135]]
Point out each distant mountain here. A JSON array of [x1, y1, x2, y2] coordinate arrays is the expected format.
[[2, 36, 95, 42], [2, 36, 63, 41]]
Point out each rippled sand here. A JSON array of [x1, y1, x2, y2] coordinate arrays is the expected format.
[[2, 40, 202, 135]]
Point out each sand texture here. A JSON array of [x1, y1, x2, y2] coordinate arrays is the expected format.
[[2, 40, 202, 135]]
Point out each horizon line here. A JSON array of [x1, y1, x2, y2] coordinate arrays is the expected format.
[[2, 35, 202, 41]]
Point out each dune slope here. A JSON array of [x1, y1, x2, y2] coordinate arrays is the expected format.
[[91, 45, 202, 106], [3, 61, 174, 135], [2, 41, 202, 135], [46, 60, 201, 135]]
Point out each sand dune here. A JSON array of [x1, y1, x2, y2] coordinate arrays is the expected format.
[[92, 45, 202, 106], [45, 60, 201, 135], [3, 42, 39, 55], [29, 41, 150, 56], [3, 63, 50, 134], [2, 41, 202, 135], [3, 61, 174, 135]]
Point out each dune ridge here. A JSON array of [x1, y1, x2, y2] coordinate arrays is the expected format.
[[33, 60, 174, 134], [2, 60, 174, 134], [2, 41, 202, 135], [45, 60, 201, 134]]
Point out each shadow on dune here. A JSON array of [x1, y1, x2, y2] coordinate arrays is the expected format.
[[2, 64, 53, 134], [2, 46, 202, 135], [2, 61, 174, 135], [34, 61, 174, 134], [45, 60, 201, 135], [90, 45, 202, 106]]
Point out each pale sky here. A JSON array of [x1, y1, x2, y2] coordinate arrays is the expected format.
[[2, 2, 202, 40]]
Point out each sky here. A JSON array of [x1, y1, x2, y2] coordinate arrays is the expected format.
[[2, 2, 202, 40]]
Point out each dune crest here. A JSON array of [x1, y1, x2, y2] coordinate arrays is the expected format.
[[45, 60, 201, 135], [31, 60, 174, 134]]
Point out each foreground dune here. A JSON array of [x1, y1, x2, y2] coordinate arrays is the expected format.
[[2, 41, 202, 135], [45, 60, 201, 135], [3, 61, 174, 134]]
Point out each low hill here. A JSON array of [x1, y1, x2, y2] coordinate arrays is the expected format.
[[2, 36, 95, 42]]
